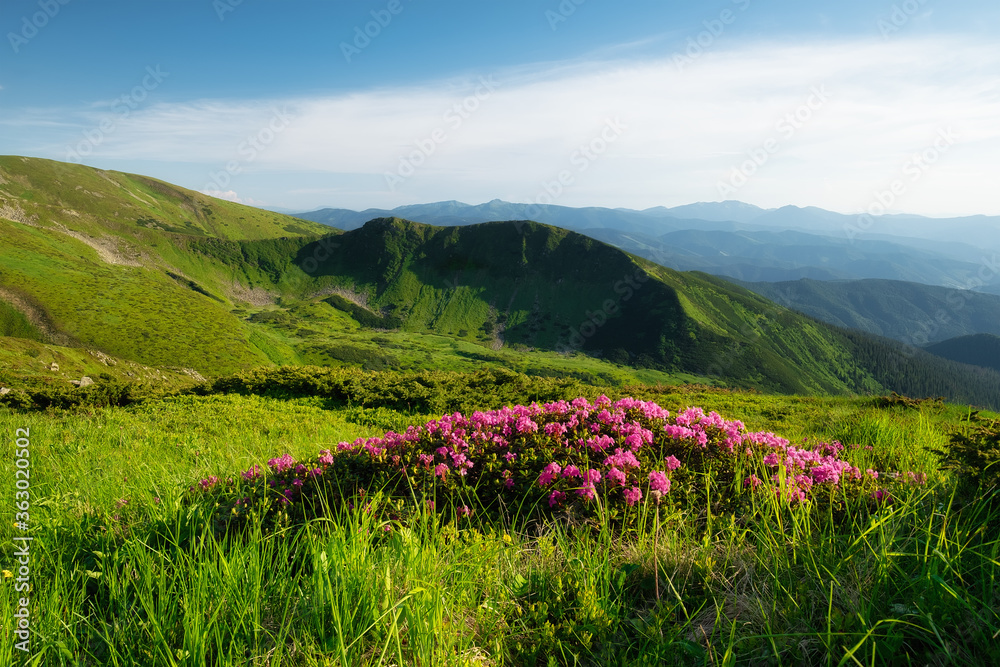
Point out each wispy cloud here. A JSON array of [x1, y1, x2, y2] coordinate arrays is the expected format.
[[17, 36, 1000, 215]]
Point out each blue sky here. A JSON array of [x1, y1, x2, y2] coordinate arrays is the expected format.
[[2, 0, 998, 215]]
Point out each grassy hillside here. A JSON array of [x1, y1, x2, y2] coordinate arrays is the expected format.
[[3, 158, 1000, 408], [269, 218, 1000, 407], [0, 156, 330, 373]]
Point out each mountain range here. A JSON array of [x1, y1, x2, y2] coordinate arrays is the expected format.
[[296, 201, 1000, 290], [3, 156, 1000, 408]]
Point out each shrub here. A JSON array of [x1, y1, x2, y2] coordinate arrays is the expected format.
[[190, 396, 919, 536], [938, 416, 1000, 509]]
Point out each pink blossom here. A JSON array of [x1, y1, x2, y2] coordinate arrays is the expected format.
[[606, 468, 627, 487], [268, 454, 296, 473], [623, 487, 642, 506], [664, 455, 681, 471], [604, 448, 640, 470], [538, 462, 562, 486], [648, 471, 671, 494], [873, 489, 892, 505]]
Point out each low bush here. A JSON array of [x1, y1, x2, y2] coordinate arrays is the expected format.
[[190, 396, 920, 537]]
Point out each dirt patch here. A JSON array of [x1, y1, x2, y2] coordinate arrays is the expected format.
[[56, 225, 144, 267], [0, 287, 71, 346], [309, 285, 371, 307], [0, 200, 41, 227], [228, 281, 278, 307]]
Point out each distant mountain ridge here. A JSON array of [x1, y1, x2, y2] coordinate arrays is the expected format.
[[295, 200, 1000, 291]]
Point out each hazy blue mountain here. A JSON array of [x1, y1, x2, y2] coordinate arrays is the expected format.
[[643, 201, 771, 223], [297, 200, 751, 236], [749, 206, 1000, 253], [924, 334, 1000, 373], [739, 278, 1000, 345], [583, 228, 991, 287]]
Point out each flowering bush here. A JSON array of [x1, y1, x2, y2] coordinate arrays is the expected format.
[[190, 396, 925, 532]]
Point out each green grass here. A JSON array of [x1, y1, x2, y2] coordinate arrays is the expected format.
[[3, 373, 1000, 665], [0, 299, 43, 341]]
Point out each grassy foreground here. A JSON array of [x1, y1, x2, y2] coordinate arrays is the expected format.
[[2, 370, 1000, 666]]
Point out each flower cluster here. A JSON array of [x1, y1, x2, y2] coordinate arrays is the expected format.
[[190, 396, 920, 530]]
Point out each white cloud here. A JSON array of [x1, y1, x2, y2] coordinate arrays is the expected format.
[[23, 36, 1000, 215], [201, 189, 265, 206]]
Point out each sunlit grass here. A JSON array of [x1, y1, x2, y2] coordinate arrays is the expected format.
[[2, 388, 999, 665]]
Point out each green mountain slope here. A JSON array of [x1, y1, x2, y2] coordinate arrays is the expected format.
[[283, 217, 1000, 406], [3, 158, 1000, 408], [0, 156, 330, 373]]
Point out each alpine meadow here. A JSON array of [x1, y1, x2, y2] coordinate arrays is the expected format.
[[4, 2, 1000, 666]]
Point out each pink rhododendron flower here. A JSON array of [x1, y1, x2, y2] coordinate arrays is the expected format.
[[623, 487, 642, 506], [538, 462, 561, 486], [648, 471, 671, 494], [268, 454, 296, 473], [664, 455, 681, 471], [606, 467, 627, 486]]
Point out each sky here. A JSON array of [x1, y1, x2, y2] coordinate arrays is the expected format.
[[1, 0, 998, 216]]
